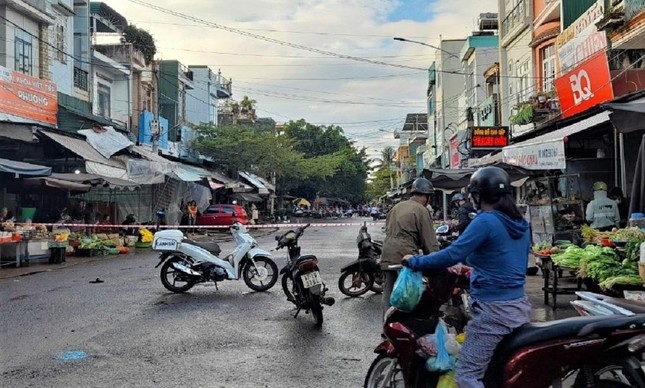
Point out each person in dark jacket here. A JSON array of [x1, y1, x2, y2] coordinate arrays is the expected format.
[[402, 167, 531, 388], [452, 192, 477, 234]]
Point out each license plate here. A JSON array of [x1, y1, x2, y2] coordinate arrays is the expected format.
[[153, 238, 178, 251], [301, 271, 323, 288]]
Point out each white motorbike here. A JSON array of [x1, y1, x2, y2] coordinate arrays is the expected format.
[[152, 223, 279, 293]]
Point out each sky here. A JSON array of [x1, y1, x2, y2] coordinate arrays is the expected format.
[[105, 0, 498, 160]]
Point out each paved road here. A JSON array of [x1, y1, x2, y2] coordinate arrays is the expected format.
[[0, 218, 576, 387]]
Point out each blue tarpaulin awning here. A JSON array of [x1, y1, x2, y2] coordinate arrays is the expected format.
[[0, 158, 52, 176]]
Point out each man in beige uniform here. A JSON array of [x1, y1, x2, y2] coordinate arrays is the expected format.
[[381, 177, 440, 317]]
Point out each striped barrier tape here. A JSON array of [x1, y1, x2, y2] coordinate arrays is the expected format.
[[12, 221, 384, 230]]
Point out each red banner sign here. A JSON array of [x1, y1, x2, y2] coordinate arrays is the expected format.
[[554, 50, 613, 118], [450, 135, 460, 169], [0, 65, 57, 125], [470, 126, 509, 149]]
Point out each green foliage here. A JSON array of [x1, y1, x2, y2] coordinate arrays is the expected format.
[[366, 166, 393, 201], [122, 25, 156, 65], [510, 103, 534, 125]]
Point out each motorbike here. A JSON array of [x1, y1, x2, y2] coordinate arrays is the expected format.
[[338, 222, 384, 297], [365, 266, 645, 388], [152, 222, 279, 293], [276, 223, 335, 327]]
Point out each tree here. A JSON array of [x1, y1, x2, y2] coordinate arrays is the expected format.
[[122, 25, 156, 65]]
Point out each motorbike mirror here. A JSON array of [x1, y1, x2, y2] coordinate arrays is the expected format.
[[468, 212, 477, 220], [232, 211, 238, 218], [275, 235, 280, 241], [436, 224, 450, 234]]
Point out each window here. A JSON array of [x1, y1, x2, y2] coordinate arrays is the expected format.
[[541, 44, 556, 92], [15, 29, 33, 75], [55, 23, 65, 63], [97, 84, 111, 118]]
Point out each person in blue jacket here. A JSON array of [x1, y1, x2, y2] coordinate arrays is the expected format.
[[402, 166, 531, 388]]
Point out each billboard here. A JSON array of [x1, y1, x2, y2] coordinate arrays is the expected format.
[[0, 65, 57, 126], [556, 0, 607, 74], [449, 135, 460, 169], [554, 50, 613, 118]]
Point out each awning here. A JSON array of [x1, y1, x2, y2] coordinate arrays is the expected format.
[[49, 173, 139, 189], [174, 164, 208, 182], [502, 111, 611, 170], [231, 193, 264, 202], [422, 167, 529, 191], [605, 102, 645, 133], [239, 171, 269, 195], [40, 130, 124, 168], [209, 180, 225, 190], [0, 158, 51, 176], [209, 170, 234, 185], [468, 152, 502, 168], [23, 176, 91, 192], [78, 126, 133, 159]]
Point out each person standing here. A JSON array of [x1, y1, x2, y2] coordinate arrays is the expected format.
[[586, 181, 620, 231], [380, 177, 439, 318], [609, 187, 628, 228], [187, 201, 198, 232], [402, 167, 532, 388]]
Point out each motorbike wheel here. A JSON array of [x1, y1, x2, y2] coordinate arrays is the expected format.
[[338, 270, 373, 297], [370, 268, 384, 294], [364, 355, 406, 388], [310, 294, 324, 327], [160, 256, 197, 293], [242, 256, 278, 292], [571, 361, 642, 388], [281, 274, 296, 303]]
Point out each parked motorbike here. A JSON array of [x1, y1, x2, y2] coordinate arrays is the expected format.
[[152, 223, 278, 293], [276, 223, 335, 327], [338, 222, 384, 297], [365, 266, 645, 388]]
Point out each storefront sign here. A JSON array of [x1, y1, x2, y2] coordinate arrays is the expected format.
[[626, 0, 645, 20], [502, 140, 566, 170], [554, 51, 613, 118], [0, 66, 57, 126], [477, 95, 497, 126], [449, 135, 460, 169], [557, 0, 607, 73], [470, 126, 508, 149]]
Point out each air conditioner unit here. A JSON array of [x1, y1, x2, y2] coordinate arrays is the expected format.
[[150, 120, 159, 135], [479, 12, 499, 30]]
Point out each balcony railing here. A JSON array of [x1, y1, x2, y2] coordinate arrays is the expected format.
[[502, 0, 529, 36], [73, 67, 88, 91]]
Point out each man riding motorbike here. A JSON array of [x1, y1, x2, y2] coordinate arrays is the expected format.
[[402, 167, 531, 388], [451, 192, 476, 234]]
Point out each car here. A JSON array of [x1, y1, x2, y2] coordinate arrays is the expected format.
[[196, 204, 249, 226]]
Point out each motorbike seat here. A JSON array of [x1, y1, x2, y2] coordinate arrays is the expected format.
[[184, 239, 222, 256], [494, 315, 645, 359], [294, 254, 318, 266]]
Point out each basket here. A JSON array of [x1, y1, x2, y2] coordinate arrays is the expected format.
[[639, 262, 645, 284], [75, 248, 101, 257], [135, 241, 152, 249]]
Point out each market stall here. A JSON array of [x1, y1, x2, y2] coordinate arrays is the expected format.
[[533, 226, 645, 309]]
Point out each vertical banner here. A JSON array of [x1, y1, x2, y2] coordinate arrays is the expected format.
[[449, 135, 460, 169]]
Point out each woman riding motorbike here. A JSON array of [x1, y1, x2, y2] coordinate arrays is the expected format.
[[402, 166, 531, 388]]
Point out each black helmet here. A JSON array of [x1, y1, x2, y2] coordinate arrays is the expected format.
[[410, 178, 434, 195], [468, 167, 512, 204], [451, 193, 465, 202]]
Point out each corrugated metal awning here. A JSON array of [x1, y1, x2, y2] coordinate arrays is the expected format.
[[40, 130, 124, 168], [239, 171, 269, 195], [0, 158, 51, 176]]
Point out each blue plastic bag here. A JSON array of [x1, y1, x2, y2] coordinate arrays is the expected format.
[[425, 319, 455, 372], [389, 267, 424, 312]]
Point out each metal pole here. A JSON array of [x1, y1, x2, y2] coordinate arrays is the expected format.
[[614, 128, 619, 188], [620, 132, 627, 194]]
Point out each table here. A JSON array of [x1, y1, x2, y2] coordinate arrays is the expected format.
[[536, 254, 584, 310], [0, 240, 29, 268]]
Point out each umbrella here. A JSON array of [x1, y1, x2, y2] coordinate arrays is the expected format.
[[629, 134, 645, 216], [293, 198, 311, 207], [422, 166, 529, 191]]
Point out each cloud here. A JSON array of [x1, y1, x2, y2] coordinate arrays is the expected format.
[[108, 0, 497, 159]]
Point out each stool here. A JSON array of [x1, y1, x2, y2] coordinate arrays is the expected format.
[[49, 247, 66, 264]]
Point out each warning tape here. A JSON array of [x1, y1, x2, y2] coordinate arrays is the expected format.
[[12, 221, 384, 230]]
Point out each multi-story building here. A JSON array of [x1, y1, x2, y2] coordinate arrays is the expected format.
[[432, 39, 466, 168], [157, 59, 195, 159], [186, 66, 232, 126], [394, 113, 427, 184]]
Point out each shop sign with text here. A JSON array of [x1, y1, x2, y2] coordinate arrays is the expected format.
[[556, 0, 606, 73], [554, 51, 613, 118], [470, 126, 509, 150], [477, 95, 497, 126], [449, 135, 460, 169], [0, 65, 57, 126], [502, 140, 566, 170]]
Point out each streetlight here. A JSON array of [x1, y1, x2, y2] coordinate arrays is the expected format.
[[393, 37, 459, 59]]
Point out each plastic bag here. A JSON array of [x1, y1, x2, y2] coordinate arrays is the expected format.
[[425, 320, 455, 372], [417, 333, 461, 359], [437, 371, 457, 388], [389, 267, 424, 312]]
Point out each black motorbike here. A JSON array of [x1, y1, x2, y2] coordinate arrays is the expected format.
[[276, 223, 335, 327], [338, 222, 384, 297]]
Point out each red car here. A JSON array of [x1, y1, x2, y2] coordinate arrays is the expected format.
[[196, 204, 249, 226]]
